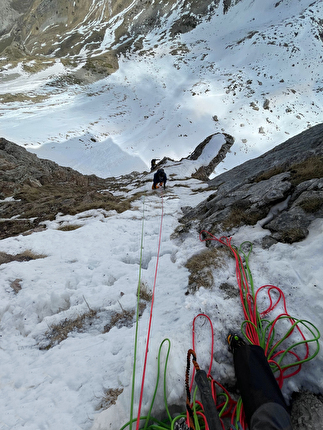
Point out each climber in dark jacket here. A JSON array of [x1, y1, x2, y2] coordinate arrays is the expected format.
[[151, 158, 159, 171], [152, 168, 167, 189], [228, 334, 293, 430]]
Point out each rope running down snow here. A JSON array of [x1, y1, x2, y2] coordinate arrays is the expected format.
[[129, 195, 146, 430], [135, 193, 165, 430]]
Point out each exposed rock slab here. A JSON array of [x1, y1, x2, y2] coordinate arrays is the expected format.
[[189, 133, 235, 181], [180, 124, 323, 244]]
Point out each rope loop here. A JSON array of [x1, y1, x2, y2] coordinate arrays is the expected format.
[[122, 226, 321, 430]]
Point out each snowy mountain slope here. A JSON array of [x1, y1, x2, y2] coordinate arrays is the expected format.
[[0, 150, 322, 430], [0, 0, 216, 58], [0, 0, 322, 177]]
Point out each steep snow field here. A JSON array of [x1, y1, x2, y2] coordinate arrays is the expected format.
[[0, 0, 322, 177], [0, 159, 322, 430]]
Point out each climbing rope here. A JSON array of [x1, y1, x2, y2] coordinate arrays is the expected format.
[[186, 314, 237, 430], [124, 224, 320, 430], [121, 338, 175, 430], [134, 193, 165, 430], [199, 231, 320, 392], [130, 196, 146, 430]]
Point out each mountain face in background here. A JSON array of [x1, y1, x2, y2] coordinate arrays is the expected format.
[[1, 0, 322, 87], [0, 0, 234, 79]]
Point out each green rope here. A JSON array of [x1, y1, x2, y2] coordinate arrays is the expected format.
[[130, 196, 146, 430], [120, 416, 168, 430], [238, 242, 254, 295], [170, 414, 186, 430], [233, 242, 258, 325], [192, 386, 201, 430], [125, 238, 321, 430], [266, 318, 320, 367], [123, 338, 176, 430], [216, 392, 230, 418], [143, 339, 172, 430], [235, 398, 243, 429], [258, 318, 275, 350]]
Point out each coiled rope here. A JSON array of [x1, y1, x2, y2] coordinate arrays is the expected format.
[[186, 314, 236, 430], [125, 224, 320, 430], [199, 231, 320, 412]]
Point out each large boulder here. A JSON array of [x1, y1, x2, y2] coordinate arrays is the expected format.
[[179, 123, 323, 244]]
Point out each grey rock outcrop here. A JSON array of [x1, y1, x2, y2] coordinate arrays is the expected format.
[[151, 132, 235, 181], [189, 133, 235, 181], [0, 137, 108, 196], [291, 391, 323, 430], [180, 123, 323, 244]]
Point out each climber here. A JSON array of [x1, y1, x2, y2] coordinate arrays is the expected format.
[[227, 333, 293, 430], [152, 168, 167, 190], [151, 158, 160, 171]]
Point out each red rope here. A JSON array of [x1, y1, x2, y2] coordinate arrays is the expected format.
[[136, 195, 164, 430], [187, 314, 238, 429], [199, 230, 314, 386], [190, 313, 214, 391], [199, 231, 260, 345]]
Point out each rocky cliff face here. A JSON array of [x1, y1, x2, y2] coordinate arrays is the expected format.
[[179, 123, 323, 245], [0, 0, 227, 82], [1, 0, 224, 52]]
